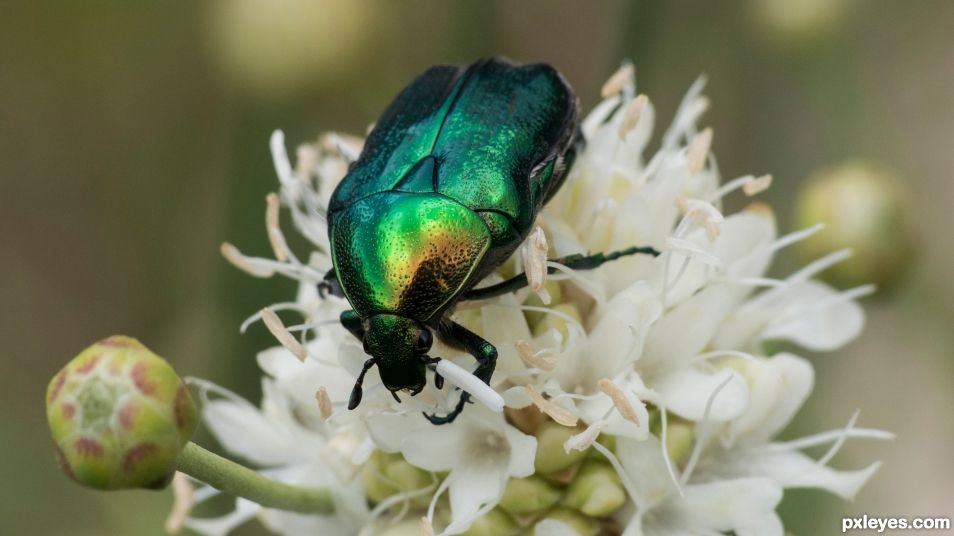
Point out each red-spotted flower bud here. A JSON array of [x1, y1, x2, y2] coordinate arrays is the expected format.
[[46, 336, 198, 490]]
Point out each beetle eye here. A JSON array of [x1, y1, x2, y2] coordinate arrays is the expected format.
[[415, 329, 432, 353]]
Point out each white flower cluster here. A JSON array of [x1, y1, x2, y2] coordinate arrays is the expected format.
[[188, 65, 891, 536]]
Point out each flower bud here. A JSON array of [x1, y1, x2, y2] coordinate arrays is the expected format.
[[461, 508, 519, 536], [498, 475, 561, 515], [46, 336, 197, 490], [378, 520, 423, 536], [794, 160, 914, 289], [562, 460, 626, 517], [664, 420, 695, 466], [648, 408, 695, 466], [749, 0, 852, 48], [523, 280, 564, 326], [535, 508, 600, 536], [531, 303, 582, 344], [361, 450, 432, 508], [534, 422, 588, 474]]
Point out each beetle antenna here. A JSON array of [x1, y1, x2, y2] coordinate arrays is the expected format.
[[348, 358, 377, 410]]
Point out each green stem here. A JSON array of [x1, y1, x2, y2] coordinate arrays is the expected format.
[[177, 442, 334, 514]]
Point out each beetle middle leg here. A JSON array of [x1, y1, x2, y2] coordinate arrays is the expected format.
[[339, 309, 365, 340], [424, 320, 498, 425], [463, 244, 662, 301]]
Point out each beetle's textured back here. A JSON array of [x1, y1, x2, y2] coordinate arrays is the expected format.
[[331, 193, 491, 320], [329, 57, 577, 229], [328, 57, 578, 322]]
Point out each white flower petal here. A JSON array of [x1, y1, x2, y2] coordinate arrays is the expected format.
[[617, 436, 678, 510], [365, 413, 419, 453], [662, 478, 783, 535], [652, 368, 749, 422], [723, 447, 882, 500], [735, 514, 784, 536], [500, 385, 532, 408], [731, 353, 814, 442], [503, 424, 537, 477], [400, 423, 465, 472], [184, 498, 261, 536], [760, 280, 866, 351], [201, 396, 304, 467], [583, 281, 661, 378], [640, 285, 736, 372], [444, 467, 506, 534]]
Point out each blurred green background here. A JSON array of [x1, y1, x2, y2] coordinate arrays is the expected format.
[[3, 1, 952, 534]]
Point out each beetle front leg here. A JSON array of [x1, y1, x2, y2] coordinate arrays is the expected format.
[[437, 320, 498, 384], [425, 321, 498, 425]]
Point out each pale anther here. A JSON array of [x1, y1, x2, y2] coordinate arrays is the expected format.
[[515, 340, 556, 371], [220, 242, 275, 278], [598, 378, 641, 425], [601, 63, 635, 98], [261, 307, 307, 362], [687, 127, 713, 175], [525, 384, 578, 426]]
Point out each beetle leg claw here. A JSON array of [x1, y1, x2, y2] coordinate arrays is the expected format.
[[422, 394, 469, 425], [317, 280, 332, 299]]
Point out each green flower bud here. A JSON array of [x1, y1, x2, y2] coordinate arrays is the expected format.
[[664, 421, 695, 466], [535, 508, 600, 536], [461, 508, 519, 536], [534, 422, 588, 474], [361, 450, 432, 508], [794, 161, 914, 289], [749, 0, 851, 48], [499, 475, 561, 515], [524, 280, 564, 327], [647, 407, 694, 466], [531, 303, 582, 342], [378, 519, 423, 536], [562, 460, 626, 517], [46, 336, 197, 490]]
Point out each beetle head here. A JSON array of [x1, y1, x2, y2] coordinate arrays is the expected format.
[[349, 314, 433, 409]]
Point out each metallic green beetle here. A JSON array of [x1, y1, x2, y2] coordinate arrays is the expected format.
[[323, 57, 658, 424]]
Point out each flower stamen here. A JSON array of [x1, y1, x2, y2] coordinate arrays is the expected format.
[[315, 388, 332, 419], [618, 94, 649, 140], [515, 340, 556, 371], [265, 193, 293, 263], [597, 378, 641, 425], [260, 308, 307, 362], [525, 384, 578, 426], [601, 62, 635, 98], [522, 227, 552, 304]]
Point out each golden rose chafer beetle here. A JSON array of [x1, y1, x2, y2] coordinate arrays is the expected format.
[[322, 57, 659, 424]]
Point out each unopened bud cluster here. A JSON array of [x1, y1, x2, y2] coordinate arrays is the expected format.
[[46, 336, 198, 490], [367, 409, 698, 536]]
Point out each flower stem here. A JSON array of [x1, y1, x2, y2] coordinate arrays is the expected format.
[[177, 442, 334, 514]]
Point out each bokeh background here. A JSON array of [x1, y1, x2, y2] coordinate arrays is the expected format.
[[3, 1, 952, 534]]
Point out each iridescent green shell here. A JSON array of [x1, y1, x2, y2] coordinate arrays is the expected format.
[[329, 57, 578, 322]]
